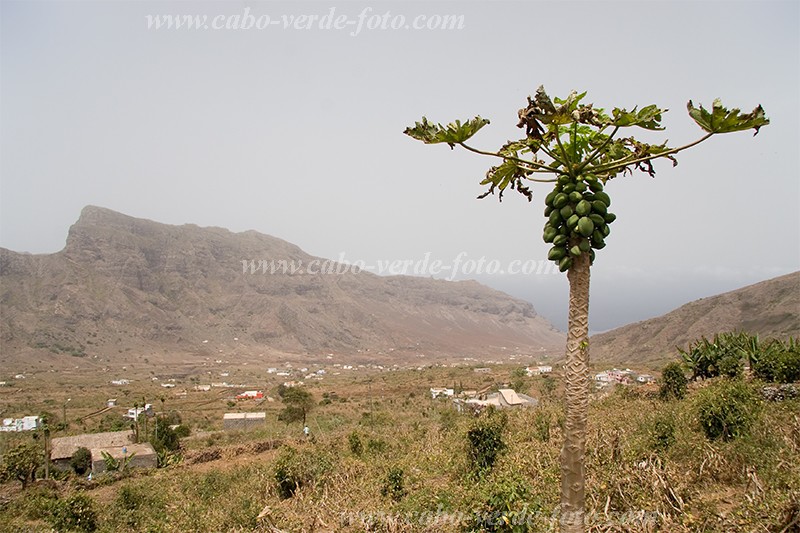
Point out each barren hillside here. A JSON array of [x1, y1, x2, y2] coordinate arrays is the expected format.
[[0, 206, 564, 368], [590, 271, 800, 366]]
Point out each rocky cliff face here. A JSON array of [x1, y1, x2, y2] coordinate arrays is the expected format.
[[0, 206, 564, 366]]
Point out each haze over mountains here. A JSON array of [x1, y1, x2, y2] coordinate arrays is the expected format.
[[0, 206, 564, 368], [591, 271, 800, 365], [0, 206, 796, 371]]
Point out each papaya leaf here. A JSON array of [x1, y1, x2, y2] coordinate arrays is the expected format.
[[687, 99, 769, 135], [404, 116, 490, 147], [612, 104, 667, 130], [479, 160, 532, 202]]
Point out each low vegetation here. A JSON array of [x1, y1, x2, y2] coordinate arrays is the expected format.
[[1, 335, 798, 532]]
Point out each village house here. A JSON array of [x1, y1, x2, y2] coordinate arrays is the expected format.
[[456, 389, 538, 412], [0, 416, 40, 432], [223, 412, 266, 430], [49, 431, 157, 474], [526, 365, 553, 376], [125, 404, 153, 421], [236, 390, 264, 400], [91, 443, 157, 474], [430, 388, 455, 399]]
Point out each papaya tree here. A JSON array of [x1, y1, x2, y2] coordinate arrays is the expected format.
[[404, 87, 768, 533]]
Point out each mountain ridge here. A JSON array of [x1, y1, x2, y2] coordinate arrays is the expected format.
[[590, 271, 800, 365], [0, 206, 565, 369]]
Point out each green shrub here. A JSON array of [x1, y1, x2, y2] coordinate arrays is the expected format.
[[752, 338, 800, 383], [381, 467, 406, 502], [49, 492, 98, 532], [467, 409, 507, 477], [532, 411, 550, 442], [695, 379, 761, 441], [0, 441, 41, 488], [659, 362, 688, 400], [366, 437, 387, 454], [680, 332, 757, 380], [347, 431, 363, 456], [70, 447, 92, 475], [717, 354, 744, 379], [464, 471, 536, 532], [647, 413, 676, 452], [273, 445, 332, 499]]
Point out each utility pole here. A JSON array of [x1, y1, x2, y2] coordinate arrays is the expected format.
[[62, 398, 71, 430]]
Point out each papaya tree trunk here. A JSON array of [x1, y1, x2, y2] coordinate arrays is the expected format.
[[560, 251, 591, 533]]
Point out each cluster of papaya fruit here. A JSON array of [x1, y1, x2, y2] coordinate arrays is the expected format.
[[542, 174, 615, 272]]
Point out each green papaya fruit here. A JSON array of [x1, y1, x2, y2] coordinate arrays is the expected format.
[[578, 239, 591, 252], [560, 205, 573, 219], [549, 209, 562, 225], [548, 246, 567, 261], [543, 226, 558, 243], [576, 200, 592, 216], [553, 193, 569, 209], [589, 180, 604, 192], [602, 224, 610, 237], [589, 214, 605, 225], [545, 190, 558, 206], [544, 205, 554, 216], [604, 212, 617, 223], [569, 191, 584, 203], [593, 191, 611, 207], [562, 183, 575, 195], [553, 234, 568, 246], [570, 245, 582, 257], [577, 217, 595, 237], [574, 181, 588, 193], [559, 256, 573, 272], [567, 214, 580, 229], [591, 200, 607, 215], [558, 175, 571, 185]]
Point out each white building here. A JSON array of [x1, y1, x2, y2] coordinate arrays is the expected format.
[[526, 365, 553, 376], [430, 388, 455, 399], [125, 404, 153, 421], [0, 416, 40, 432]]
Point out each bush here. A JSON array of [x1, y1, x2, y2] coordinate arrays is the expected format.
[[752, 338, 800, 383], [680, 332, 757, 380], [467, 409, 507, 477], [646, 413, 676, 452], [532, 411, 550, 442], [347, 431, 363, 456], [70, 447, 92, 475], [49, 492, 98, 532], [273, 445, 332, 499], [695, 379, 761, 441], [659, 362, 688, 400], [464, 471, 536, 532], [381, 467, 406, 502], [0, 441, 41, 488], [150, 417, 180, 453]]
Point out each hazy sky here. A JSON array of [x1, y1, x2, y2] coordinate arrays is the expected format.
[[1, 0, 798, 332]]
